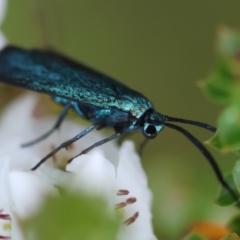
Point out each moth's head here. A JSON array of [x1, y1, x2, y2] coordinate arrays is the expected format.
[[142, 111, 165, 139]]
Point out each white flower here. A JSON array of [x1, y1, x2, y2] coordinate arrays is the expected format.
[[0, 94, 157, 239], [67, 142, 156, 240], [0, 0, 7, 49], [0, 157, 58, 240]]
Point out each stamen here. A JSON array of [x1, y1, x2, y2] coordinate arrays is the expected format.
[[126, 197, 137, 205], [115, 202, 127, 209], [123, 212, 139, 225], [66, 143, 75, 151], [0, 214, 10, 221], [117, 189, 129, 196], [0, 236, 11, 239], [32, 101, 46, 119], [115, 190, 139, 225], [0, 210, 10, 221], [50, 145, 57, 163], [0, 210, 11, 240]]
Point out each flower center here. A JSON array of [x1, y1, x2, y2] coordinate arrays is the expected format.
[[0, 210, 11, 240], [115, 189, 139, 225]]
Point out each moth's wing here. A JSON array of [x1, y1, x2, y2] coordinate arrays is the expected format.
[[0, 46, 153, 112]]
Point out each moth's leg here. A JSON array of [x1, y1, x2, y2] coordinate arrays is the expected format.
[[31, 123, 103, 170], [22, 102, 73, 147], [68, 131, 125, 162], [138, 138, 149, 156]]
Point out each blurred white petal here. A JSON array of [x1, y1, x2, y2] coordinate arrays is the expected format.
[[0, 0, 6, 24], [116, 142, 157, 240], [9, 170, 59, 218], [67, 149, 116, 200], [0, 157, 58, 239], [0, 0, 7, 50], [0, 31, 6, 49], [0, 158, 12, 238]]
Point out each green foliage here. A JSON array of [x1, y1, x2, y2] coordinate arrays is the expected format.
[[202, 60, 236, 105], [203, 27, 240, 154], [21, 194, 120, 240], [203, 27, 240, 202], [227, 215, 240, 235], [215, 174, 239, 206], [201, 26, 240, 237], [233, 160, 240, 193]]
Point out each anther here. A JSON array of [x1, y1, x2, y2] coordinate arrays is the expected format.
[[0, 213, 10, 220], [0, 210, 10, 221], [0, 236, 11, 239], [126, 197, 137, 205], [115, 202, 127, 209], [117, 189, 129, 196], [50, 145, 57, 162], [123, 212, 139, 225], [66, 143, 74, 151]]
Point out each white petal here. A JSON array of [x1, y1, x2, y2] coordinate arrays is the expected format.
[[0, 158, 24, 240], [116, 141, 157, 240], [0, 139, 42, 170], [10, 218, 25, 240], [117, 141, 152, 202], [0, 157, 11, 210], [67, 149, 116, 200], [0, 0, 7, 50], [0, 94, 39, 136], [9, 170, 58, 218], [0, 31, 7, 50], [0, 0, 6, 25], [38, 165, 74, 189]]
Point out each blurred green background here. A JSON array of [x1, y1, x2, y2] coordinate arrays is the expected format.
[[1, 0, 240, 239]]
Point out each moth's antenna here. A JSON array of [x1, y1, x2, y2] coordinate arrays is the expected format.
[[165, 116, 217, 133], [32, 0, 65, 50], [32, 0, 49, 48], [164, 122, 238, 201]]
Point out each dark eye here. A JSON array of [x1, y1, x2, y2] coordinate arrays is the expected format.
[[146, 125, 156, 134], [142, 124, 157, 139]]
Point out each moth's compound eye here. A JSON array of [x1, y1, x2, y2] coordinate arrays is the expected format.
[[142, 123, 157, 139]]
